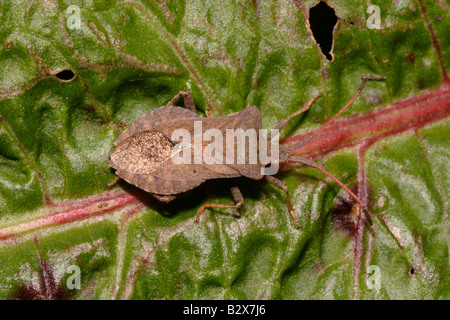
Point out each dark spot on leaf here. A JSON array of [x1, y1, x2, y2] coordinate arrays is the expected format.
[[14, 285, 44, 300], [86, 105, 97, 114], [435, 15, 442, 21], [314, 261, 324, 272], [332, 187, 361, 237], [417, 79, 426, 90], [408, 265, 416, 277], [15, 244, 66, 300], [408, 53, 415, 63], [38, 257, 66, 300], [14, 267, 65, 300], [308, 1, 338, 61], [55, 69, 76, 82], [253, 76, 262, 88], [320, 68, 330, 80]]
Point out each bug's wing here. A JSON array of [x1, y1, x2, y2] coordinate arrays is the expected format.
[[156, 105, 265, 181], [113, 105, 200, 147], [154, 105, 265, 181], [202, 106, 264, 180], [115, 164, 241, 195]]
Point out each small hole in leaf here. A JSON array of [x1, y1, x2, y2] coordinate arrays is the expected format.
[[408, 266, 416, 277], [309, 1, 338, 61], [55, 69, 76, 82]]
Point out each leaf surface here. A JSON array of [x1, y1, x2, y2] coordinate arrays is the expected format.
[[0, 0, 448, 299]]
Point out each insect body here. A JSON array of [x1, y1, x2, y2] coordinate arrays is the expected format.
[[109, 75, 383, 227]]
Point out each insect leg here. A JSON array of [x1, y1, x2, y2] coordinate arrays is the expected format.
[[166, 91, 197, 113], [195, 186, 244, 222], [206, 101, 212, 118], [264, 175, 301, 228], [110, 120, 129, 135], [107, 176, 121, 188], [289, 156, 373, 225]]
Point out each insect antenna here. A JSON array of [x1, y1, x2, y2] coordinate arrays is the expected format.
[[287, 74, 385, 151], [281, 74, 385, 226], [288, 156, 373, 225], [264, 74, 383, 227], [268, 93, 322, 141]]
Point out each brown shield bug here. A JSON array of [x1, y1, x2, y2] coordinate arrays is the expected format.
[[109, 74, 384, 228]]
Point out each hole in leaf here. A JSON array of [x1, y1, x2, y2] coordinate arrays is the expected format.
[[309, 1, 338, 61], [55, 69, 76, 82], [408, 265, 416, 277]]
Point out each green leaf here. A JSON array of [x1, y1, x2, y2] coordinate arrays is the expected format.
[[0, 0, 448, 299]]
